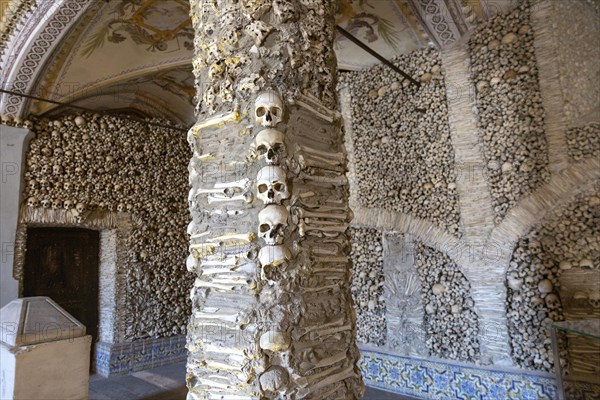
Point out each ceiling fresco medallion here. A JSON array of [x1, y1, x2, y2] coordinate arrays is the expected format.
[[81, 0, 193, 57]]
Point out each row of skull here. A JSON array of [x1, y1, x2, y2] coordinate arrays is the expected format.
[[255, 89, 292, 333], [253, 91, 288, 233]]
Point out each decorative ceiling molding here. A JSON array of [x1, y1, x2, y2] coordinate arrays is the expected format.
[[406, 0, 475, 48], [0, 0, 95, 117], [1, 0, 513, 120]]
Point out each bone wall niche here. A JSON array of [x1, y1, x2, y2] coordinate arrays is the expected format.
[[468, 0, 549, 224], [338, 48, 461, 236], [19, 113, 192, 340], [506, 182, 600, 373], [349, 227, 385, 345], [414, 243, 480, 362], [348, 225, 480, 362]]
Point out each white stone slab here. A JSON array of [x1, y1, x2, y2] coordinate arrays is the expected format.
[[1, 335, 91, 400]]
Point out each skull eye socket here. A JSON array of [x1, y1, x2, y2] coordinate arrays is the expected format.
[[259, 224, 270, 233], [271, 107, 282, 117], [256, 144, 267, 154], [273, 183, 285, 192], [258, 183, 268, 193], [272, 223, 284, 235], [256, 106, 266, 117], [272, 143, 283, 152]]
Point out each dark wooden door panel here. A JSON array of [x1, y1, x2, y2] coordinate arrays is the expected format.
[[23, 228, 100, 357]]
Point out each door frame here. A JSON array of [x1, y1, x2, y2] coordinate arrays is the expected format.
[[13, 219, 130, 346]]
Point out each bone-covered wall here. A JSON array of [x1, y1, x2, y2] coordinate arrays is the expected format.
[[506, 184, 600, 372], [339, 48, 461, 236], [468, 1, 549, 224], [341, 0, 600, 379], [350, 227, 385, 345], [14, 113, 192, 341]]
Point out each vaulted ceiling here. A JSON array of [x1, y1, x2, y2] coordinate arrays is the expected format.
[[0, 0, 516, 126]]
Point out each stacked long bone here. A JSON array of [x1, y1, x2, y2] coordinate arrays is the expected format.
[[252, 90, 360, 398], [186, 88, 361, 398]]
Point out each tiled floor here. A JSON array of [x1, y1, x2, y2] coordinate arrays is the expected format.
[[89, 362, 414, 399]]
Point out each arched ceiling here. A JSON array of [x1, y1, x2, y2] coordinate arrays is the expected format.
[[0, 0, 517, 125]]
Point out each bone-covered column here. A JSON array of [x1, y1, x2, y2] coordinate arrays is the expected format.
[[186, 1, 363, 399]]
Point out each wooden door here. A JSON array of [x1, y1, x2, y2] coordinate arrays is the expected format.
[[23, 228, 100, 362]]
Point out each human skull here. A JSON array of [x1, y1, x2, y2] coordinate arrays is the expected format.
[[63, 200, 73, 210], [259, 330, 290, 351], [63, 182, 72, 191], [255, 90, 283, 127], [41, 199, 51, 209], [258, 205, 289, 245], [26, 197, 39, 207], [75, 203, 86, 214], [259, 366, 289, 393], [117, 203, 125, 212], [589, 292, 600, 308], [432, 283, 446, 295], [26, 179, 38, 190], [538, 279, 553, 294], [529, 240, 541, 254], [258, 245, 291, 269], [254, 129, 286, 165], [545, 293, 560, 309], [272, 0, 296, 22], [507, 273, 523, 291], [52, 164, 63, 175], [256, 166, 289, 204], [73, 115, 85, 127]]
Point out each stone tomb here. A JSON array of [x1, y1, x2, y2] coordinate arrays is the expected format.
[[0, 297, 91, 400]]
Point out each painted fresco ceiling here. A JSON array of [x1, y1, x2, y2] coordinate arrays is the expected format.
[[1, 0, 518, 125]]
